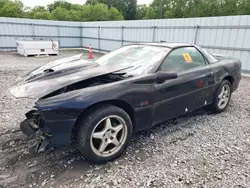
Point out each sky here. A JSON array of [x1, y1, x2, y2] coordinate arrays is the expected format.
[[21, 0, 153, 8]]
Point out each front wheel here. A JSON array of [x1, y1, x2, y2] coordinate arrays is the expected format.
[[76, 105, 133, 163], [210, 80, 232, 113]]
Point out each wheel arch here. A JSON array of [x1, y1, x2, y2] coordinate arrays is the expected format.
[[213, 75, 234, 96], [71, 99, 135, 141], [223, 75, 234, 85]]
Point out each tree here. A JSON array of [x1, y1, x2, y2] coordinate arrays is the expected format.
[[51, 7, 70, 20], [79, 4, 124, 21], [149, 0, 170, 19], [91, 3, 110, 21], [85, 0, 137, 20], [2, 0, 250, 21], [85, 0, 99, 5], [68, 9, 81, 21], [145, 6, 158, 19], [70, 3, 82, 11], [136, 4, 148, 19], [80, 5, 92, 21], [125, 0, 137, 20], [47, 0, 72, 12], [163, 0, 189, 18], [33, 11, 52, 20], [25, 6, 52, 20], [0, 0, 24, 17], [219, 0, 240, 16], [109, 7, 124, 20], [239, 0, 250, 15]]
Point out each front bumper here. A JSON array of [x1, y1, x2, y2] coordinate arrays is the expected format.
[[20, 109, 76, 152]]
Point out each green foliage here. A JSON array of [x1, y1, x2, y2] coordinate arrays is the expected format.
[[1, 0, 250, 21], [80, 5, 92, 21], [51, 7, 70, 20], [85, 0, 137, 20], [24, 6, 52, 20], [136, 5, 148, 19], [149, 0, 169, 19], [145, 6, 158, 19], [0, 0, 124, 21], [85, 0, 102, 5], [145, 0, 250, 19], [47, 0, 72, 12], [91, 3, 110, 21], [109, 7, 124, 20], [0, 0, 24, 17], [68, 9, 81, 21], [125, 0, 137, 20]]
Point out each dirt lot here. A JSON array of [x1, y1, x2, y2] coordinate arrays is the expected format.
[[0, 51, 250, 188]]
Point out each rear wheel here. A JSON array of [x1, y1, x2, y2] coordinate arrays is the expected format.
[[76, 105, 133, 163], [210, 80, 232, 113]]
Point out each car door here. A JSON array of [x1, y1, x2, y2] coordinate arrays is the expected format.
[[153, 47, 216, 125]]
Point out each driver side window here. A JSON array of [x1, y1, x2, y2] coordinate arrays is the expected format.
[[160, 47, 205, 72]]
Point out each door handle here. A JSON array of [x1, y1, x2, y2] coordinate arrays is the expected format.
[[205, 72, 213, 78]]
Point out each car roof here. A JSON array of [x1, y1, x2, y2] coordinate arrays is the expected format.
[[141, 42, 194, 49]]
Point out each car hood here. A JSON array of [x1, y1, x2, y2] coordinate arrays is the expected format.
[[20, 54, 86, 78], [9, 54, 131, 99]]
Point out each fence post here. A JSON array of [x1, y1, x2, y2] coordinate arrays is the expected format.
[[57, 25, 60, 47], [152, 25, 156, 42], [31, 23, 34, 40], [121, 26, 124, 47], [80, 25, 83, 48], [98, 26, 100, 52], [193, 25, 199, 44]]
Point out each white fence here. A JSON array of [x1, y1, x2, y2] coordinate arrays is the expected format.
[[0, 16, 250, 72]]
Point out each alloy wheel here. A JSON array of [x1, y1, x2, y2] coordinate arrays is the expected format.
[[90, 115, 128, 157], [217, 84, 230, 109]]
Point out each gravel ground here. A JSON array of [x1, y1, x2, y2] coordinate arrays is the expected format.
[[0, 51, 250, 188]]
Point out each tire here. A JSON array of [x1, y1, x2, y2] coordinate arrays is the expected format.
[[210, 80, 232, 113], [76, 105, 133, 163]]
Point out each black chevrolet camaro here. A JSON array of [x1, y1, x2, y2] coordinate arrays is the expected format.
[[9, 43, 241, 163]]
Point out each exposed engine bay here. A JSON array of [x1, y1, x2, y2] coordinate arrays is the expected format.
[[41, 73, 127, 99]]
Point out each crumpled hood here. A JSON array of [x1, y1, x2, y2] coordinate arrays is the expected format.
[[9, 54, 130, 99], [20, 54, 85, 79]]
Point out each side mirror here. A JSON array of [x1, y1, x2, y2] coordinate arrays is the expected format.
[[156, 71, 178, 83]]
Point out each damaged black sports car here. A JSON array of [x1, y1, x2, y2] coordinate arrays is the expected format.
[[9, 43, 241, 163]]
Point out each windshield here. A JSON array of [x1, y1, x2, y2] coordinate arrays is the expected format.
[[94, 45, 170, 75]]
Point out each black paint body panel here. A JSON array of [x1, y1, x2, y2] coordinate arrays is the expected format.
[[12, 43, 242, 147]]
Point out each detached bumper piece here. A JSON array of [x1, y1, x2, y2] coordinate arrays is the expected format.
[[20, 119, 38, 136], [19, 109, 52, 153], [36, 132, 51, 153], [20, 109, 40, 136]]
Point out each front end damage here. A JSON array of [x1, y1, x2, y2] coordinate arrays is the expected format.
[[9, 55, 132, 153], [20, 105, 78, 153], [14, 71, 128, 153], [20, 109, 52, 153]]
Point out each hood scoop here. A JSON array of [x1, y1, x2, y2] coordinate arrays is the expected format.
[[44, 69, 54, 73], [25, 68, 55, 82]]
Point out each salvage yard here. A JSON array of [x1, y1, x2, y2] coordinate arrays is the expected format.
[[0, 50, 250, 188]]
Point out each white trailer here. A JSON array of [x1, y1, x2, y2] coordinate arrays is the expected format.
[[16, 40, 59, 56]]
